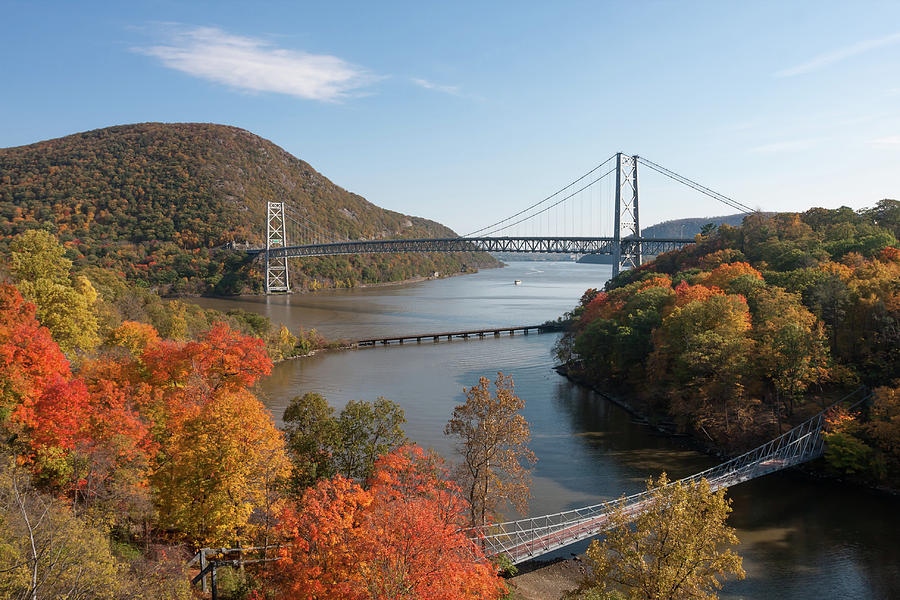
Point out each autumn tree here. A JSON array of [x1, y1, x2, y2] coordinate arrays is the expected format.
[[0, 283, 71, 425], [648, 294, 754, 441], [750, 287, 830, 416], [8, 230, 100, 353], [445, 372, 536, 527], [580, 473, 744, 600], [864, 385, 900, 480], [275, 446, 505, 600], [153, 388, 290, 547], [0, 453, 127, 599]]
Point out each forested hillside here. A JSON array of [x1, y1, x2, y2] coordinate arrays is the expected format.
[[0, 123, 499, 294], [558, 201, 900, 487]]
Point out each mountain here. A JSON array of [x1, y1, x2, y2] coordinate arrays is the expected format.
[[0, 123, 499, 294]]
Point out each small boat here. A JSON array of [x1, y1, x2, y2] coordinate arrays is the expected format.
[[514, 280, 522, 286]]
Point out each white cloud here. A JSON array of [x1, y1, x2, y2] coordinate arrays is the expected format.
[[411, 77, 462, 96], [775, 31, 900, 77], [134, 26, 377, 101], [870, 135, 900, 146]]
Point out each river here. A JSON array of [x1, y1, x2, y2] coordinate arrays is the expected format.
[[192, 262, 899, 599]]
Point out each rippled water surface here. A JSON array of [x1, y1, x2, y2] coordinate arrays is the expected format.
[[191, 262, 900, 599]]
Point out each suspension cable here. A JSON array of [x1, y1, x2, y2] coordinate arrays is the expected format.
[[636, 156, 756, 214], [479, 166, 617, 237], [464, 154, 617, 237]]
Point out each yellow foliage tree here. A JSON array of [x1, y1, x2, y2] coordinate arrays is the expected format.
[[154, 389, 291, 546], [8, 230, 100, 353], [445, 373, 536, 527], [582, 474, 744, 600]]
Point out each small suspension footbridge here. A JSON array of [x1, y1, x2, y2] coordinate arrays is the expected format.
[[250, 153, 757, 293], [472, 389, 870, 564]]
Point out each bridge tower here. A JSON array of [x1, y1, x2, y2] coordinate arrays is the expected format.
[[612, 153, 641, 277], [265, 201, 290, 294]]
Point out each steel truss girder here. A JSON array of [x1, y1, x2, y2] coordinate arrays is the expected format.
[[256, 236, 694, 259]]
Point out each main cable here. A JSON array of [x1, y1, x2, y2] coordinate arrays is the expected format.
[[464, 154, 617, 237], [478, 165, 617, 237], [637, 156, 756, 214]]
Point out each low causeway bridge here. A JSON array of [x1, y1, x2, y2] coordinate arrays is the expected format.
[[354, 324, 559, 347], [473, 389, 871, 564]]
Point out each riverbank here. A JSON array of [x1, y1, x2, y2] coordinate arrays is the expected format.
[[554, 363, 900, 500], [507, 557, 588, 599]]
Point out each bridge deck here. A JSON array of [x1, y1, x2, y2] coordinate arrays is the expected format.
[[250, 236, 695, 259], [354, 324, 556, 347]]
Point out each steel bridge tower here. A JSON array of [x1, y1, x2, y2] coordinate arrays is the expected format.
[[265, 201, 290, 294], [613, 152, 641, 277]]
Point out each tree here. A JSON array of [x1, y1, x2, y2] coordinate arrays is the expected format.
[[580, 474, 744, 600], [445, 372, 536, 527], [7, 229, 71, 285], [275, 446, 505, 600], [0, 283, 71, 424], [750, 287, 830, 415], [8, 231, 100, 353], [648, 294, 754, 441], [153, 389, 290, 546], [334, 397, 408, 481], [284, 394, 408, 487], [0, 453, 127, 600], [283, 392, 340, 492]]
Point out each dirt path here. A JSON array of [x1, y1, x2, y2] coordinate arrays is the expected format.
[[506, 557, 591, 600]]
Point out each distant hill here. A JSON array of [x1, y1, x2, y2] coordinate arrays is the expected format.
[[0, 123, 498, 294], [640, 213, 759, 238], [578, 213, 759, 264]]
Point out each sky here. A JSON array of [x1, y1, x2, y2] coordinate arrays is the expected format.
[[2, 0, 899, 234]]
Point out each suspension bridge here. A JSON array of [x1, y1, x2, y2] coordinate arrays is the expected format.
[[472, 389, 871, 565], [250, 153, 756, 293]]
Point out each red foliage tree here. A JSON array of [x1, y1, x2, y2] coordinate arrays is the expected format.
[[0, 283, 71, 421], [275, 446, 505, 600]]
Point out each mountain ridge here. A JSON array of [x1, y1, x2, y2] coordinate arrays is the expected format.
[[0, 122, 498, 293]]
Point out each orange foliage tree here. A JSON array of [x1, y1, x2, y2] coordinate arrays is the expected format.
[[2, 294, 288, 544], [0, 283, 71, 424], [275, 446, 505, 600]]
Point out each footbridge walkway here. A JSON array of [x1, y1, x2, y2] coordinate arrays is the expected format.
[[474, 389, 871, 564]]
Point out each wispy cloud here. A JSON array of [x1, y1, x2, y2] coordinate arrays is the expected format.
[[869, 135, 900, 146], [775, 31, 900, 77], [134, 26, 378, 101], [411, 77, 462, 96]]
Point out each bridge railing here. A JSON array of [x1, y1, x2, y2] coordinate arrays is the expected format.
[[473, 387, 872, 562]]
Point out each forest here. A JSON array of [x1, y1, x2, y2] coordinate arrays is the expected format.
[[0, 229, 530, 598], [557, 200, 900, 488], [0, 123, 499, 295]]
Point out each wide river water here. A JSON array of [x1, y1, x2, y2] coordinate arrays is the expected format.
[[193, 261, 899, 599]]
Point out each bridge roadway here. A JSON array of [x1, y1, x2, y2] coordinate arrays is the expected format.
[[249, 236, 695, 259], [353, 324, 560, 347], [475, 389, 872, 564]]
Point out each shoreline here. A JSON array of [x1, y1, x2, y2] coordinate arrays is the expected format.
[[554, 363, 900, 496], [169, 262, 505, 300]]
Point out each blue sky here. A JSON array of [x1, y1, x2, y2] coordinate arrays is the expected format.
[[2, 1, 899, 233]]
